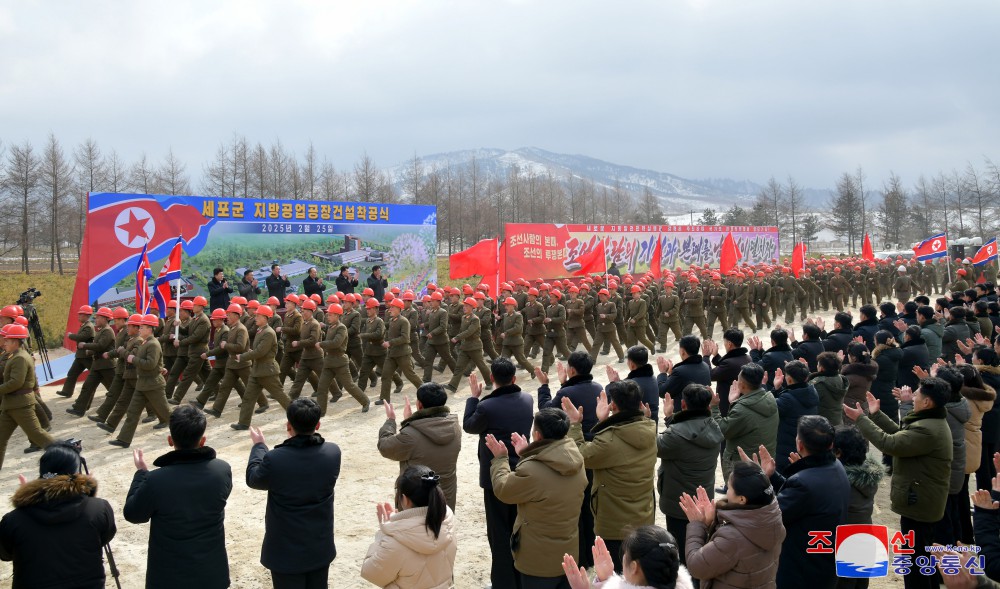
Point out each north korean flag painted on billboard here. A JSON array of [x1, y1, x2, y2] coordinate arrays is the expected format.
[[66, 194, 215, 347], [912, 232, 948, 261]]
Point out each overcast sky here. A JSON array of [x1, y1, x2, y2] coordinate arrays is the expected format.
[[1, 0, 997, 188]]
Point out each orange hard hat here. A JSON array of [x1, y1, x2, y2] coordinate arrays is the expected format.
[[527, 288, 539, 297], [309, 294, 322, 305], [14, 316, 28, 326], [127, 313, 144, 326], [504, 297, 517, 306], [180, 300, 195, 310], [284, 294, 299, 304], [464, 297, 479, 308], [402, 291, 416, 301], [96, 307, 114, 319], [247, 300, 260, 309], [473, 291, 486, 300], [301, 300, 317, 311], [431, 291, 444, 301], [192, 296, 208, 307], [210, 308, 227, 320], [365, 298, 380, 309], [256, 306, 274, 317], [390, 298, 405, 309], [267, 296, 280, 306], [0, 306, 18, 318], [142, 314, 160, 326], [232, 296, 248, 305], [327, 303, 344, 315], [112, 307, 130, 319], [78, 305, 94, 315], [226, 304, 243, 315]]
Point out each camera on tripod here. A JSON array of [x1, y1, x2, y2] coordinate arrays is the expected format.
[[16, 288, 42, 306]]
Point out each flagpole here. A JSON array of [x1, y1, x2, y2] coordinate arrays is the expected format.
[[174, 235, 182, 341]]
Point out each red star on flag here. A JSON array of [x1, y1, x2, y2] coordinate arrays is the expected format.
[[117, 210, 150, 244]]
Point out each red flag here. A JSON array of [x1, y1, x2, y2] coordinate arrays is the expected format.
[[449, 238, 498, 280], [649, 235, 662, 279], [792, 243, 807, 278], [719, 232, 742, 274], [496, 240, 506, 294], [862, 234, 874, 262], [136, 242, 154, 313], [572, 240, 607, 276]]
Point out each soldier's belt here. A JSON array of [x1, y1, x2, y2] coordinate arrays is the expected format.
[[8, 388, 32, 396]]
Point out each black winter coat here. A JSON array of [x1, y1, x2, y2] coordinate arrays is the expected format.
[[658, 354, 712, 413], [207, 278, 233, 311], [878, 314, 902, 341], [367, 273, 389, 301], [871, 345, 902, 399], [791, 339, 825, 372], [774, 383, 819, 472], [265, 273, 291, 300], [705, 347, 751, 417], [246, 434, 341, 574], [974, 489, 1000, 581], [897, 337, 930, 391], [538, 374, 603, 439], [980, 366, 1000, 447], [124, 447, 232, 589], [335, 273, 358, 294], [626, 363, 661, 424], [750, 345, 793, 391], [770, 451, 851, 589], [463, 384, 534, 488], [302, 276, 325, 297], [851, 320, 878, 351], [0, 474, 116, 589]]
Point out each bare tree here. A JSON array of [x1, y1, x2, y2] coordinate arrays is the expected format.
[[40, 134, 75, 274], [302, 142, 319, 200], [129, 152, 156, 195], [203, 143, 230, 196], [758, 177, 783, 233], [963, 162, 994, 241], [877, 172, 907, 248], [785, 176, 804, 246], [828, 172, 861, 253], [106, 149, 128, 193], [73, 138, 106, 256], [157, 148, 191, 195], [855, 166, 869, 238], [5, 141, 41, 273], [352, 152, 380, 203]]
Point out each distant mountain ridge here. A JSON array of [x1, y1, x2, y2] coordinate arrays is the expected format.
[[388, 147, 828, 213]]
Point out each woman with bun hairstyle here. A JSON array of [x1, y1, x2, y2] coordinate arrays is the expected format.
[[563, 526, 694, 589], [361, 465, 457, 589]]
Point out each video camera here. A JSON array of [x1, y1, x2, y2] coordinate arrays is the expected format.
[[16, 288, 41, 306]]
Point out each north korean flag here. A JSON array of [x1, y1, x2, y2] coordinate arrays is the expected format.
[[972, 238, 997, 267], [912, 233, 948, 262], [66, 194, 216, 347]]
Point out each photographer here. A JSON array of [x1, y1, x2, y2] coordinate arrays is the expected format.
[[207, 268, 233, 311], [0, 441, 117, 589], [124, 405, 232, 589]]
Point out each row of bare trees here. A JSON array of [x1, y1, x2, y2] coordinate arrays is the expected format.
[[5, 133, 999, 272]]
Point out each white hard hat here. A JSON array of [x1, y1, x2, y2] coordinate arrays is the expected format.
[[897, 265, 906, 272]]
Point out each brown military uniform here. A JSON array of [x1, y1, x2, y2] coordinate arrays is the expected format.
[[732, 281, 757, 331], [498, 309, 534, 373], [342, 307, 363, 379], [0, 346, 53, 469], [476, 306, 499, 361], [522, 299, 546, 359], [541, 302, 571, 373], [591, 300, 624, 361], [115, 335, 172, 446], [92, 327, 130, 422], [565, 297, 593, 355], [57, 320, 94, 398], [290, 317, 325, 400], [208, 321, 261, 415], [447, 312, 491, 391], [358, 315, 402, 392], [422, 306, 456, 382], [625, 296, 656, 351], [318, 320, 369, 413], [71, 323, 116, 413], [682, 287, 708, 338], [104, 334, 145, 430], [706, 284, 729, 339], [237, 325, 292, 427], [170, 311, 210, 403], [380, 314, 423, 402], [656, 291, 682, 351]]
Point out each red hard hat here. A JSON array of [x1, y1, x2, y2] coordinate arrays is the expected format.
[[539, 283, 550, 291], [327, 303, 344, 315], [426, 283, 437, 291], [958, 269, 967, 276], [473, 291, 485, 300], [5, 324, 29, 339], [365, 298, 380, 309], [689, 276, 700, 284], [210, 309, 227, 320], [247, 300, 260, 309], [226, 304, 243, 315], [569, 285, 580, 293], [96, 307, 114, 319], [309, 294, 322, 305], [598, 289, 610, 297], [421, 295, 431, 303], [256, 306, 274, 317], [550, 290, 562, 300], [464, 297, 479, 308], [78, 305, 94, 315], [141, 314, 158, 326], [127, 313, 144, 326], [664, 281, 675, 288], [384, 292, 395, 303], [527, 288, 539, 297], [1, 306, 19, 318], [14, 316, 27, 326], [326, 294, 339, 304], [284, 294, 299, 304], [833, 267, 842, 273], [232, 296, 248, 305], [112, 307, 130, 319], [711, 273, 721, 281], [630, 285, 641, 293], [301, 300, 318, 311], [363, 288, 375, 296], [463, 284, 474, 295], [266, 296, 280, 306], [504, 297, 517, 306], [431, 291, 444, 301], [402, 291, 416, 301], [389, 298, 404, 309], [580, 283, 591, 291], [390, 287, 401, 295], [500, 282, 512, 291], [478, 283, 490, 292], [192, 296, 208, 307], [180, 300, 195, 310]]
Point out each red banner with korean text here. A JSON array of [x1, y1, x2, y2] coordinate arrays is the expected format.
[[504, 224, 780, 280]]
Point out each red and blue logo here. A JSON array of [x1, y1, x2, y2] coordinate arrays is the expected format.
[[836, 525, 890, 578]]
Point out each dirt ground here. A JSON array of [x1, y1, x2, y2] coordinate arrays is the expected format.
[[0, 305, 906, 588]]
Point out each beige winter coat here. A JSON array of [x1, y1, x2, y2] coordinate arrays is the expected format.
[[962, 385, 996, 474], [360, 506, 457, 589]]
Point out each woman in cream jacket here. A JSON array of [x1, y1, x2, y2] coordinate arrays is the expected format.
[[361, 465, 457, 589]]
